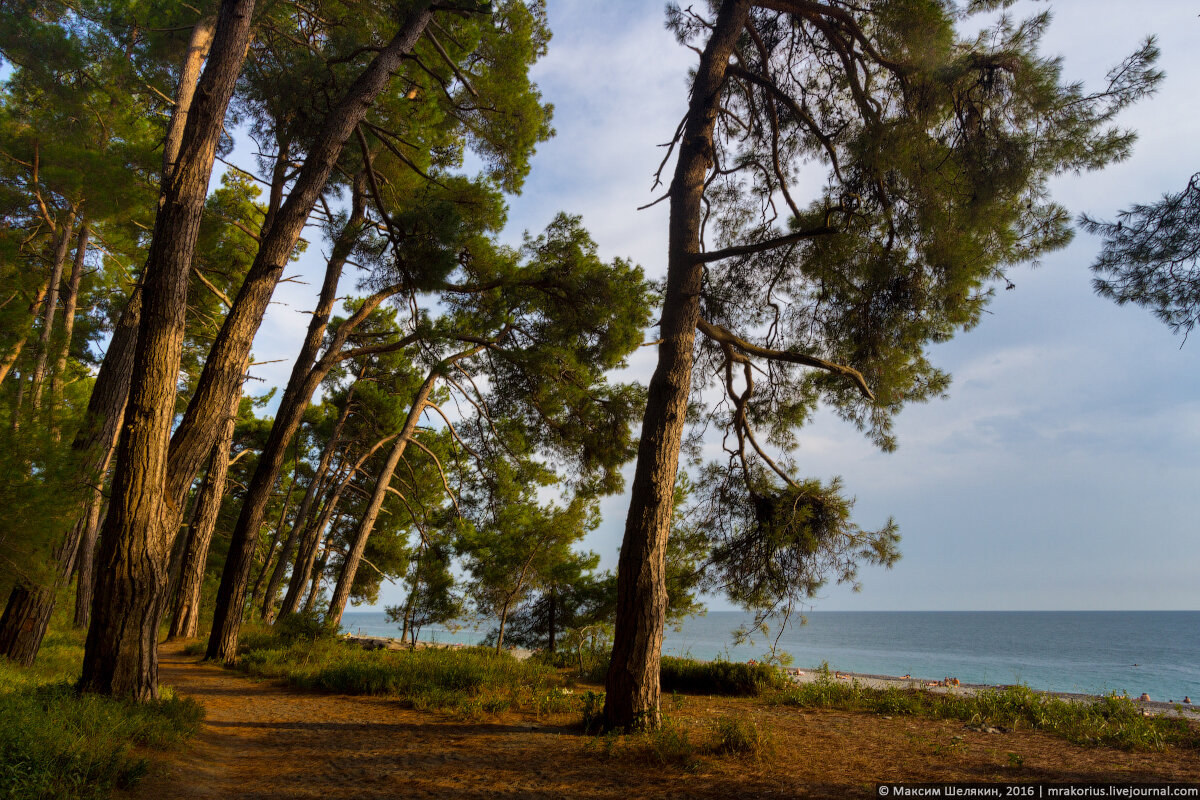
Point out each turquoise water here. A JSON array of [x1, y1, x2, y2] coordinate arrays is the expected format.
[[339, 610, 1200, 702]]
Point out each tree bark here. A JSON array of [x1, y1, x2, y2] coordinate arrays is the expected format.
[[303, 527, 339, 614], [79, 0, 256, 700], [603, 0, 750, 732], [168, 391, 238, 639], [162, 13, 217, 183], [50, 217, 90, 437], [248, 471, 298, 613], [324, 372, 438, 628]]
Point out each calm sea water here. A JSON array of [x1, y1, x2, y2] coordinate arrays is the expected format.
[[339, 610, 1200, 702]]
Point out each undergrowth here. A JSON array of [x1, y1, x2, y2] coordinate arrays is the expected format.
[[659, 656, 789, 696], [230, 633, 576, 717], [0, 610, 203, 800], [776, 677, 1200, 752], [586, 714, 775, 770]]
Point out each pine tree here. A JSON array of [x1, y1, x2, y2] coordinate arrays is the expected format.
[[604, 0, 1160, 730]]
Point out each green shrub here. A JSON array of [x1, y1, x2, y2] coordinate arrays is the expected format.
[[659, 656, 789, 696], [713, 715, 775, 759]]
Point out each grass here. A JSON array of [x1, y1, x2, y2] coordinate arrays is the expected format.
[[0, 611, 204, 800], [775, 676, 1200, 752], [228, 631, 577, 717]]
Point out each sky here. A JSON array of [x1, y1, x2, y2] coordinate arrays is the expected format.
[[249, 1, 1200, 613]]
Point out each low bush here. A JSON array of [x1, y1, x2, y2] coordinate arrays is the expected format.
[[712, 715, 775, 759], [775, 678, 1200, 752], [659, 656, 789, 696], [0, 614, 203, 800]]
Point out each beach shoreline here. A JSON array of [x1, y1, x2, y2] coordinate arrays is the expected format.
[[785, 666, 1200, 718], [343, 632, 1200, 718]]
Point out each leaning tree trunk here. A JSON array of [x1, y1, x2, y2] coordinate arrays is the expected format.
[[603, 0, 750, 732], [72, 486, 106, 628], [168, 391, 239, 639], [79, 0, 256, 700], [50, 217, 90, 436], [262, 391, 355, 620], [303, 528, 339, 615], [28, 210, 77, 414], [324, 372, 438, 629], [215, 191, 368, 629], [166, 5, 434, 533], [248, 472, 298, 614], [278, 431, 395, 617]]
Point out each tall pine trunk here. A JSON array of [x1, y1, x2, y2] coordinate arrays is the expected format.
[[212, 191, 367, 631], [79, 0, 256, 700], [602, 0, 749, 732]]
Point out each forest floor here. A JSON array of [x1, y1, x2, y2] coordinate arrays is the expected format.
[[122, 642, 1200, 799]]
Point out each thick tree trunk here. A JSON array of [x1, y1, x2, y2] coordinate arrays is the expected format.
[[603, 0, 749, 732], [325, 373, 437, 628], [28, 211, 77, 413], [79, 0, 256, 700], [279, 433, 395, 617], [262, 394, 354, 620], [169, 393, 238, 640]]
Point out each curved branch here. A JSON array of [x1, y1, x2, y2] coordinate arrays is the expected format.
[[697, 317, 873, 400]]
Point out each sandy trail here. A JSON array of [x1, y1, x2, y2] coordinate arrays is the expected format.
[[124, 643, 695, 799], [124, 642, 1200, 799]]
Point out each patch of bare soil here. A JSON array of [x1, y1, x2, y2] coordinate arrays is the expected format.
[[124, 642, 1200, 799]]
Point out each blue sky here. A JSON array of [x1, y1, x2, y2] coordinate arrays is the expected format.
[[248, 1, 1200, 612]]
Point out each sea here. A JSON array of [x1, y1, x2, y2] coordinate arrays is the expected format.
[[339, 610, 1200, 703]]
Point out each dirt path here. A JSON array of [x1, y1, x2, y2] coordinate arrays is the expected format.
[[125, 643, 1200, 799]]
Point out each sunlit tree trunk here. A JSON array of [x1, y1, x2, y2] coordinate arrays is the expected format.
[[262, 394, 354, 620], [603, 0, 749, 732], [79, 0, 256, 700]]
